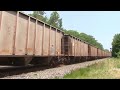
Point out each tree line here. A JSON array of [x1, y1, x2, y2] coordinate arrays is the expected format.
[[112, 34, 120, 58], [28, 11, 109, 51]]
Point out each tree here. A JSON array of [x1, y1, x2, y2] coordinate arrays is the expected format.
[[63, 29, 68, 34], [48, 11, 59, 27], [66, 30, 80, 38], [58, 18, 63, 29], [48, 11, 63, 29], [38, 11, 45, 16], [112, 33, 120, 57], [43, 16, 48, 23], [28, 11, 48, 23], [104, 49, 109, 52]]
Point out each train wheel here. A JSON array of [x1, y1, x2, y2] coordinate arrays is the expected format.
[[70, 57, 75, 64], [12, 58, 30, 66], [49, 59, 56, 68], [63, 58, 66, 65], [67, 57, 70, 64], [64, 57, 70, 65]]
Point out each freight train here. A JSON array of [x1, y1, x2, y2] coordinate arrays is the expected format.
[[0, 11, 111, 67]]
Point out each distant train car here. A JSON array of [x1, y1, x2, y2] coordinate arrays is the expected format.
[[88, 45, 98, 60], [62, 34, 88, 63], [102, 50, 105, 58], [97, 48, 104, 59], [97, 48, 101, 58]]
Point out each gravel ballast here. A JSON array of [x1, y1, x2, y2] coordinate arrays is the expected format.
[[0, 58, 108, 79]]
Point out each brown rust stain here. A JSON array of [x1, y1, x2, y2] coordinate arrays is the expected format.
[[1, 50, 9, 53], [27, 48, 33, 52], [19, 49, 23, 52], [0, 49, 11, 54], [56, 50, 60, 55]]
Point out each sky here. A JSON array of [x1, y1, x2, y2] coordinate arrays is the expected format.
[[24, 11, 120, 50]]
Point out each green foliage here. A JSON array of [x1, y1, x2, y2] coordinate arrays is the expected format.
[[38, 11, 45, 16], [48, 11, 59, 26], [117, 51, 120, 58], [48, 11, 63, 30], [104, 49, 109, 52], [63, 29, 69, 34], [63, 58, 120, 79], [29, 11, 63, 30], [58, 18, 63, 29], [112, 33, 120, 57], [43, 16, 48, 23], [65, 30, 80, 38], [28, 11, 48, 23]]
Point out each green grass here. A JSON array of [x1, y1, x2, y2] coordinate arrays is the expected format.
[[63, 58, 120, 79]]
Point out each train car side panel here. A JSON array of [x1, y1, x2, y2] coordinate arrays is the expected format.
[[98, 49, 100, 57], [84, 43, 88, 56], [0, 11, 17, 55], [81, 42, 85, 56], [56, 30, 62, 56], [80, 41, 83, 56], [90, 46, 93, 56], [76, 39, 78, 56], [74, 39, 77, 56], [74, 39, 76, 56], [78, 41, 81, 56], [71, 37, 75, 56], [15, 12, 28, 55], [50, 27, 55, 56], [94, 47, 97, 56], [78, 40, 81, 56], [73, 38, 75, 56], [81, 42, 84, 56], [58, 31, 63, 55], [0, 11, 1, 33], [35, 21, 43, 55], [26, 18, 36, 55], [76, 39, 79, 56], [82, 42, 85, 56], [101, 50, 102, 57], [78, 40, 80, 56], [59, 32, 63, 56], [56, 31, 59, 55], [43, 25, 49, 56]]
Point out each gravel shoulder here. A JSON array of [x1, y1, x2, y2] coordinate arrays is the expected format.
[[0, 58, 108, 79]]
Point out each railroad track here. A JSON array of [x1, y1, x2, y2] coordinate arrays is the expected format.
[[0, 61, 75, 78], [0, 58, 109, 79], [0, 64, 50, 78]]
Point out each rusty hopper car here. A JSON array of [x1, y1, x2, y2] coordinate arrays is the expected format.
[[0, 11, 64, 66], [102, 50, 105, 58], [97, 48, 104, 59], [62, 34, 89, 63], [88, 45, 98, 60]]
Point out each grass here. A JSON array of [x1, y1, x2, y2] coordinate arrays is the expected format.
[[63, 58, 120, 79]]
